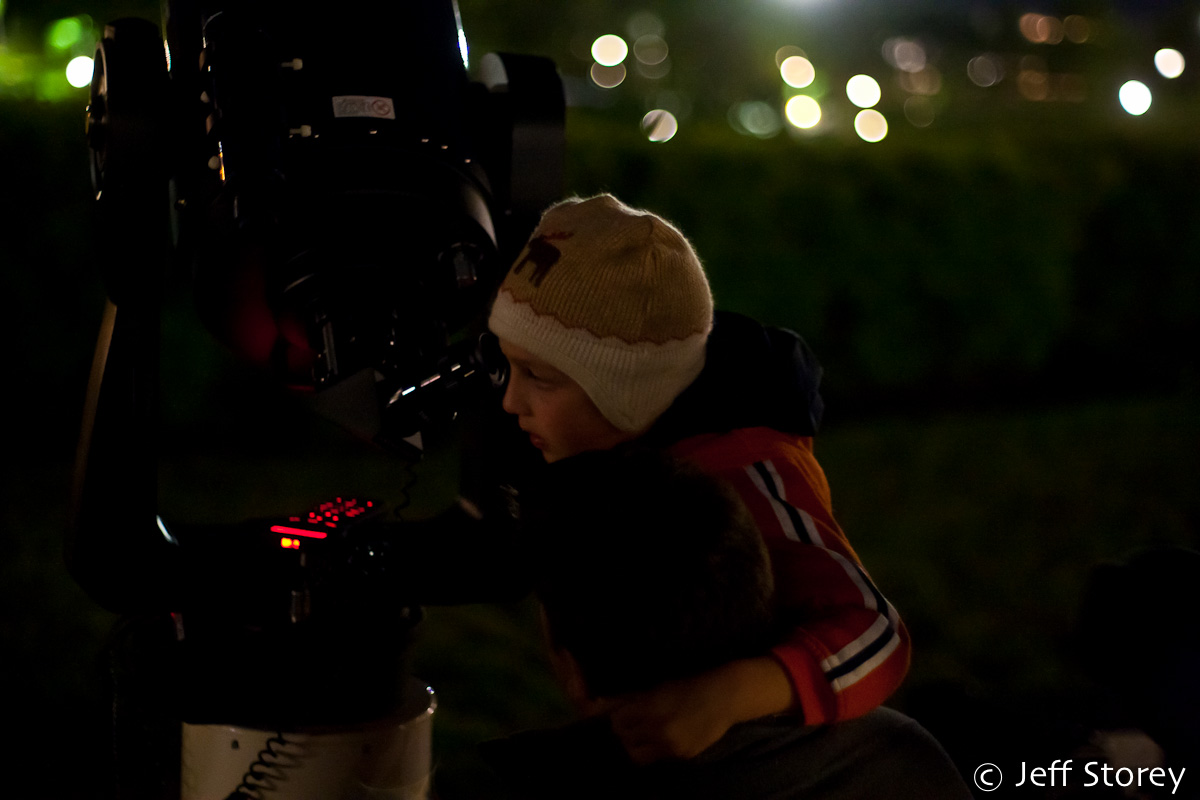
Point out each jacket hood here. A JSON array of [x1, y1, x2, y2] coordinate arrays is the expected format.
[[646, 310, 824, 446]]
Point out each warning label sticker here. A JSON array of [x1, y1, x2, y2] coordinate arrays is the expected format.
[[331, 95, 396, 120]]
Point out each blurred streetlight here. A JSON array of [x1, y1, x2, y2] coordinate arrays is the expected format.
[[854, 109, 888, 142], [1154, 48, 1185, 79], [1118, 80, 1152, 115], [784, 95, 821, 129], [592, 34, 628, 67], [846, 74, 881, 108], [781, 55, 815, 88], [66, 55, 93, 88], [641, 109, 678, 142]]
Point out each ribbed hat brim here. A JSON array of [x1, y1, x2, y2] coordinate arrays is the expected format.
[[489, 289, 709, 432]]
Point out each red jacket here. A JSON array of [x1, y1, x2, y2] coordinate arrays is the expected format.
[[669, 425, 911, 726]]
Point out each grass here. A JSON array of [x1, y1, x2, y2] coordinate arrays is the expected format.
[[820, 390, 1199, 700]]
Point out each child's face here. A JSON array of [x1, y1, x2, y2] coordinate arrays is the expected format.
[[498, 338, 635, 462]]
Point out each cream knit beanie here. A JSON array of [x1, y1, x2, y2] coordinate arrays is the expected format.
[[487, 194, 714, 433]]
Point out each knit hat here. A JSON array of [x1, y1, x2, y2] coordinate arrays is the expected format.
[[488, 194, 714, 432]]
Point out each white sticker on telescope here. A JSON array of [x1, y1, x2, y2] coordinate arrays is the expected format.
[[331, 95, 396, 120]]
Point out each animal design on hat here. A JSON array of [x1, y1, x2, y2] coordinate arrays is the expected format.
[[511, 231, 574, 287]]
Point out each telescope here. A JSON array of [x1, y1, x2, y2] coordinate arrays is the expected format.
[[70, 1, 564, 796]]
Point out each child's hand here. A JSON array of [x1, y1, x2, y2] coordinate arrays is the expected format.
[[602, 656, 797, 764], [603, 673, 733, 763]]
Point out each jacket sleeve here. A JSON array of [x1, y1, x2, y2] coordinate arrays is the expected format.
[[680, 430, 911, 726]]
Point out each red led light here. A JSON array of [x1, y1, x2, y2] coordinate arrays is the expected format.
[[270, 525, 328, 540], [276, 497, 378, 543]]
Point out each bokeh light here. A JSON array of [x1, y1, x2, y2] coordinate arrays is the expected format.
[[633, 34, 668, 66], [66, 55, 93, 88], [591, 34, 628, 67], [1154, 48, 1185, 79], [46, 17, 84, 51], [1020, 13, 1064, 44], [854, 109, 888, 142], [633, 34, 669, 78], [1118, 80, 1152, 115], [903, 96, 934, 128], [37, 66, 73, 101], [784, 94, 821, 129], [1018, 69, 1049, 101], [846, 74, 881, 108], [882, 38, 926, 73], [590, 62, 626, 88], [967, 54, 1004, 87], [1038, 15, 1064, 44], [1019, 13, 1041, 42], [0, 47, 28, 90], [1063, 15, 1091, 43], [731, 100, 783, 138], [641, 109, 678, 142], [780, 55, 815, 88], [898, 66, 941, 96]]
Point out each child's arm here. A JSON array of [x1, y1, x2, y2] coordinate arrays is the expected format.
[[716, 440, 911, 724], [598, 543, 909, 763], [601, 655, 796, 763], [602, 605, 909, 763], [765, 540, 911, 725], [619, 430, 911, 760]]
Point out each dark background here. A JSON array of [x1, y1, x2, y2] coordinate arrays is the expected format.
[[2, 1, 1198, 797]]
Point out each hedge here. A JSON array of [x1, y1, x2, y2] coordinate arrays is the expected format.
[[564, 115, 1200, 411]]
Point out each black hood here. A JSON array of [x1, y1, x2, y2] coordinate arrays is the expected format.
[[646, 311, 824, 446]]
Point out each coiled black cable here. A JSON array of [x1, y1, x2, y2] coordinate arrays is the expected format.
[[224, 731, 296, 800]]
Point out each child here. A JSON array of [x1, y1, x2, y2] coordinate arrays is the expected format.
[[482, 446, 968, 799], [487, 193, 910, 762]]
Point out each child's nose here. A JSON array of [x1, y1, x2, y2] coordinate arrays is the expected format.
[[501, 375, 527, 416]]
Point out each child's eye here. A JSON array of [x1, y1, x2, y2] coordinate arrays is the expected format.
[[514, 360, 561, 386], [526, 367, 561, 387]]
